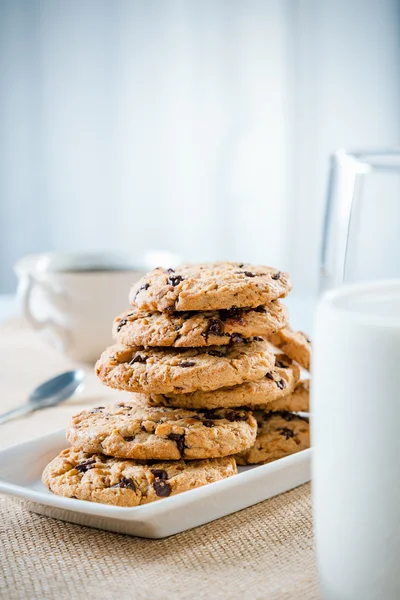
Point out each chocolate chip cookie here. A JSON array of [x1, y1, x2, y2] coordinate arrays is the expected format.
[[254, 380, 310, 413], [42, 449, 237, 507], [113, 302, 288, 348], [269, 327, 311, 371], [95, 339, 275, 395], [146, 354, 300, 409], [67, 399, 257, 460], [235, 411, 310, 465], [130, 262, 291, 312]]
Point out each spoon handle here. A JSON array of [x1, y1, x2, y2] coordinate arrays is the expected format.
[[0, 404, 34, 425]]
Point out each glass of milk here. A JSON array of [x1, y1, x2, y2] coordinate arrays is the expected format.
[[312, 280, 400, 600]]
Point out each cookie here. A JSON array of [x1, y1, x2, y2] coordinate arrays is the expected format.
[[129, 262, 291, 312], [146, 354, 300, 410], [255, 380, 310, 413], [95, 339, 275, 395], [113, 302, 288, 348], [236, 411, 310, 465], [269, 327, 311, 370], [42, 449, 237, 507], [67, 399, 257, 460]]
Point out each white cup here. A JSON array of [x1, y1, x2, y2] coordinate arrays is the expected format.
[[14, 251, 180, 363], [312, 280, 400, 600]]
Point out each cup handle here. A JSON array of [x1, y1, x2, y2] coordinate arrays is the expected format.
[[20, 274, 71, 352]]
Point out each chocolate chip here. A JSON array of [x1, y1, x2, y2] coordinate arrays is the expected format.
[[261, 412, 274, 422], [129, 354, 147, 365], [168, 433, 186, 456], [275, 360, 289, 369], [219, 307, 244, 322], [255, 306, 266, 313], [124, 436, 135, 442], [178, 360, 195, 368], [91, 407, 105, 413], [207, 350, 224, 357], [230, 333, 245, 343], [112, 477, 136, 491], [168, 275, 184, 287], [235, 270, 255, 277], [203, 318, 224, 339], [153, 479, 171, 497], [276, 379, 286, 390], [75, 458, 96, 473], [279, 427, 294, 439], [225, 410, 247, 422], [306, 337, 311, 344], [271, 272, 281, 280], [280, 412, 309, 423], [140, 424, 147, 432], [166, 268, 175, 273], [151, 469, 168, 480], [116, 318, 128, 332], [266, 372, 274, 380], [238, 263, 244, 268], [278, 411, 295, 421], [134, 282, 150, 299], [203, 419, 215, 428], [202, 409, 218, 420]]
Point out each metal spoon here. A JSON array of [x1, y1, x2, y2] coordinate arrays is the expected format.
[[0, 370, 85, 425]]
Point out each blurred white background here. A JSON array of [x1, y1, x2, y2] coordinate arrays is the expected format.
[[0, 0, 399, 295]]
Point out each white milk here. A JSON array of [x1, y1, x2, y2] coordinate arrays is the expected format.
[[312, 280, 400, 600]]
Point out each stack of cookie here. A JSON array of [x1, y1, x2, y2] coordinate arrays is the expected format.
[[42, 262, 311, 507]]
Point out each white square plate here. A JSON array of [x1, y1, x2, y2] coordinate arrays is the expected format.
[[0, 429, 311, 538]]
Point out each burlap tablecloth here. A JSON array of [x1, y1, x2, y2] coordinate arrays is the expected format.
[[0, 319, 319, 599]]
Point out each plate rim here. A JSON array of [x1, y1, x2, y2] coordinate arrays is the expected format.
[[0, 427, 311, 521]]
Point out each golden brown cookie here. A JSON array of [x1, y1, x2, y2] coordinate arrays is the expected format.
[[130, 262, 291, 312], [95, 340, 275, 395], [67, 399, 257, 460], [146, 354, 300, 410], [236, 411, 310, 465], [42, 449, 237, 507], [269, 327, 311, 370], [113, 302, 288, 348], [254, 380, 310, 413]]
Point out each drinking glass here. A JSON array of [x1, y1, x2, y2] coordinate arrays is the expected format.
[[314, 148, 400, 599], [313, 281, 400, 600], [320, 148, 400, 293]]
